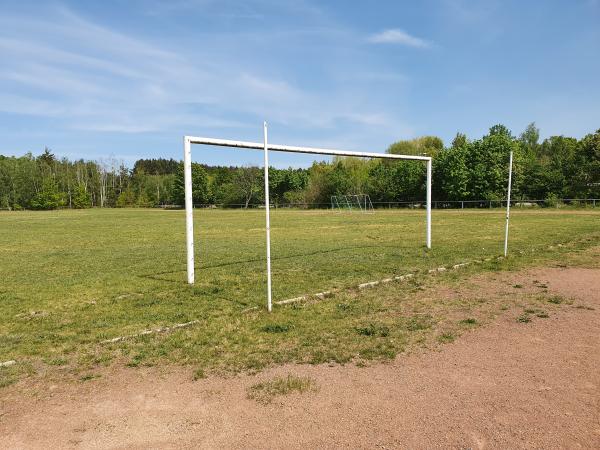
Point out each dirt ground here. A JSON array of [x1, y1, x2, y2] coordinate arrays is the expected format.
[[1, 266, 599, 449]]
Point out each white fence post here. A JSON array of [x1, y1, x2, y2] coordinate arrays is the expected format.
[[263, 122, 273, 312], [504, 151, 513, 257], [426, 158, 432, 249], [184, 137, 195, 284]]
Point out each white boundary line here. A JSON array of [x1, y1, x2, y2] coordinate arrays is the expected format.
[[272, 238, 586, 307], [101, 240, 590, 334], [100, 320, 199, 344], [274, 255, 506, 306]]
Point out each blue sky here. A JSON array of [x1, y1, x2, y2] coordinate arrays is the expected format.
[[0, 0, 599, 168]]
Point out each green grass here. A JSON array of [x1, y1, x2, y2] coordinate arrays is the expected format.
[[0, 208, 599, 385], [247, 374, 316, 404], [437, 332, 456, 343], [79, 373, 101, 382], [459, 318, 478, 326]]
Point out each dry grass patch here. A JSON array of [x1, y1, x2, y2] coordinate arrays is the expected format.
[[247, 374, 316, 404]]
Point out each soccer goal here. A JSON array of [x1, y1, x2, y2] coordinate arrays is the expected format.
[[331, 194, 374, 212], [183, 123, 432, 311]]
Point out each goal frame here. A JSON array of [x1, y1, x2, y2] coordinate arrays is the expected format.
[[184, 123, 432, 311], [331, 194, 374, 212]]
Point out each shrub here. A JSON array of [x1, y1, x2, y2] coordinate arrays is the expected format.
[[544, 193, 561, 208]]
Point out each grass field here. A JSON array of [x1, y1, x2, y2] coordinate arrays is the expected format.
[[1, 208, 599, 386]]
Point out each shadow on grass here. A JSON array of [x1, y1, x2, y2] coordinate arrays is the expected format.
[[139, 243, 406, 283]]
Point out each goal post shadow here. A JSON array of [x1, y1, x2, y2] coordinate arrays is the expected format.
[[183, 123, 433, 311]]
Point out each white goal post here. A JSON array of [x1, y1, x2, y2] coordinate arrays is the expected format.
[[183, 123, 432, 311]]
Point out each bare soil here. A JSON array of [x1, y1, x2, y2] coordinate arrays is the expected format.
[[1, 267, 599, 449]]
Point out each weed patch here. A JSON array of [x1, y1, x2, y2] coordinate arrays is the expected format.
[[405, 315, 433, 331], [437, 332, 455, 343], [459, 318, 478, 325], [247, 374, 316, 404], [355, 323, 390, 337], [517, 314, 532, 323], [261, 324, 292, 334], [79, 373, 100, 382], [193, 368, 206, 380]]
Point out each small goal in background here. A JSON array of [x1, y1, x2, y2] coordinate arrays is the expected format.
[[330, 194, 374, 213]]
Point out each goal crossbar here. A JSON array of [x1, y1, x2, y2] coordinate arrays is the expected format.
[[185, 136, 432, 161], [184, 125, 433, 311]]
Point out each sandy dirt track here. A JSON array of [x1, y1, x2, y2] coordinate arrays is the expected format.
[[1, 267, 599, 449]]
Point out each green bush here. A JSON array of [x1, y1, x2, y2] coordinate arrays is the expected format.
[[544, 193, 561, 208]]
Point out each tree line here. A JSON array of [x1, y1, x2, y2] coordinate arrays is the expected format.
[[1, 123, 598, 210]]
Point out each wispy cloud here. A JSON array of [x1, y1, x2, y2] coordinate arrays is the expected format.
[[368, 29, 431, 48], [0, 2, 415, 159]]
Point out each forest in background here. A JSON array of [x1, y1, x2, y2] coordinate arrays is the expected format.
[[0, 123, 599, 210]]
